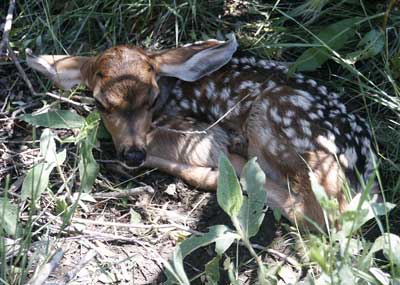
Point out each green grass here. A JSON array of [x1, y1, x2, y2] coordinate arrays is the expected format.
[[1, 0, 400, 284]]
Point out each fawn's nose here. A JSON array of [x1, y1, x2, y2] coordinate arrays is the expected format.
[[123, 147, 146, 167]]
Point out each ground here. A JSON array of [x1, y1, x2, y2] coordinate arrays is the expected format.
[[1, 1, 399, 284]]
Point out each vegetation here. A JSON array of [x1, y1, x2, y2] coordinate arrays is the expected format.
[[0, 0, 399, 284]]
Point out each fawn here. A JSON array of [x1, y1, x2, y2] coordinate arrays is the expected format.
[[26, 34, 378, 229]]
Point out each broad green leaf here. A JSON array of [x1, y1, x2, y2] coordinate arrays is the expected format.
[[346, 29, 384, 63], [78, 113, 100, 193], [165, 225, 237, 284], [21, 110, 84, 129], [0, 198, 19, 236], [215, 234, 236, 256], [217, 154, 243, 218], [40, 129, 57, 163], [21, 162, 55, 201], [341, 193, 395, 236], [291, 17, 361, 72], [238, 157, 266, 239], [369, 233, 400, 266], [205, 256, 220, 285]]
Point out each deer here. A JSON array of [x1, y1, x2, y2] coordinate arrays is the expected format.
[[26, 34, 378, 230]]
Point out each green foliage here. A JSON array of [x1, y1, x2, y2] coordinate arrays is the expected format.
[[217, 154, 243, 218], [0, 198, 19, 236], [20, 110, 84, 129], [21, 129, 66, 202], [166, 156, 268, 284], [238, 157, 267, 239], [291, 17, 361, 72]]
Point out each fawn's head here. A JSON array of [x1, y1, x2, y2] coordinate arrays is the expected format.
[[27, 35, 237, 166]]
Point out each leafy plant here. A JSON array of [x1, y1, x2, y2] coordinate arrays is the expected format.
[[165, 155, 269, 284]]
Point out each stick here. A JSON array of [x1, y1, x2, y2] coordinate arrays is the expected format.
[[62, 249, 97, 283], [0, 0, 15, 53], [25, 249, 64, 285], [91, 185, 154, 199]]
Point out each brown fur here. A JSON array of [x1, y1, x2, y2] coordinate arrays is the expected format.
[[27, 38, 377, 231]]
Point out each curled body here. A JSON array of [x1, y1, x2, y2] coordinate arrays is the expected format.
[[26, 35, 378, 229]]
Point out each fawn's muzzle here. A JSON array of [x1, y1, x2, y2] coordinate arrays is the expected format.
[[123, 147, 147, 167]]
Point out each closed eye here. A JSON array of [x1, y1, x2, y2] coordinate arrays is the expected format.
[[149, 96, 158, 110], [94, 98, 107, 112]]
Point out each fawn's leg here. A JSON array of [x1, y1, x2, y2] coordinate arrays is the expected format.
[[144, 153, 245, 191], [143, 117, 246, 190]]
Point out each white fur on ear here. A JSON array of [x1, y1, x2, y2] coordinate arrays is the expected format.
[[159, 33, 238, 82], [26, 49, 57, 78], [26, 49, 85, 90]]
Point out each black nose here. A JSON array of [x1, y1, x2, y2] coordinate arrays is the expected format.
[[123, 148, 146, 166]]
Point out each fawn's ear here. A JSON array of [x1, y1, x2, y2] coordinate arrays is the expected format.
[[150, 34, 238, 82], [26, 49, 96, 90]]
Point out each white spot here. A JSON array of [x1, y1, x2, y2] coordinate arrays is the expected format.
[[283, 117, 291, 126], [211, 104, 221, 117], [223, 77, 231, 84], [324, 121, 333, 129], [295, 89, 315, 101], [333, 127, 341, 135], [179, 99, 190, 109], [288, 95, 312, 110], [342, 148, 358, 168], [237, 80, 260, 92], [283, 127, 296, 138], [309, 113, 319, 120], [242, 65, 251, 70], [316, 135, 338, 154], [219, 88, 231, 100], [191, 100, 198, 113], [337, 103, 346, 113], [296, 79, 304, 84], [277, 65, 288, 73], [317, 110, 324, 117], [173, 85, 183, 100], [231, 58, 239, 64], [270, 107, 282, 123], [264, 81, 277, 91], [316, 103, 326, 110], [317, 86, 328, 95], [300, 119, 312, 136], [233, 71, 241, 78], [268, 139, 278, 155], [249, 57, 256, 65], [194, 89, 201, 99], [240, 57, 250, 64], [307, 79, 317, 87], [206, 81, 216, 99], [286, 110, 295, 117], [294, 73, 304, 79]]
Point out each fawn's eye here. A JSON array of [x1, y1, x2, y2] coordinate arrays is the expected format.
[[149, 96, 158, 110], [94, 98, 107, 112]]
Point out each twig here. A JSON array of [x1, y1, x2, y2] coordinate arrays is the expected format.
[[42, 92, 88, 108], [0, 0, 36, 95], [71, 217, 202, 235], [91, 185, 154, 199], [62, 249, 97, 283], [97, 159, 145, 170], [154, 92, 253, 135], [25, 249, 64, 285], [0, 0, 15, 53]]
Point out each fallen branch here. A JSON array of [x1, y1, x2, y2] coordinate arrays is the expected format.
[[62, 249, 97, 284], [0, 0, 15, 53], [1, 0, 36, 95], [91, 185, 154, 199], [25, 249, 64, 285]]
